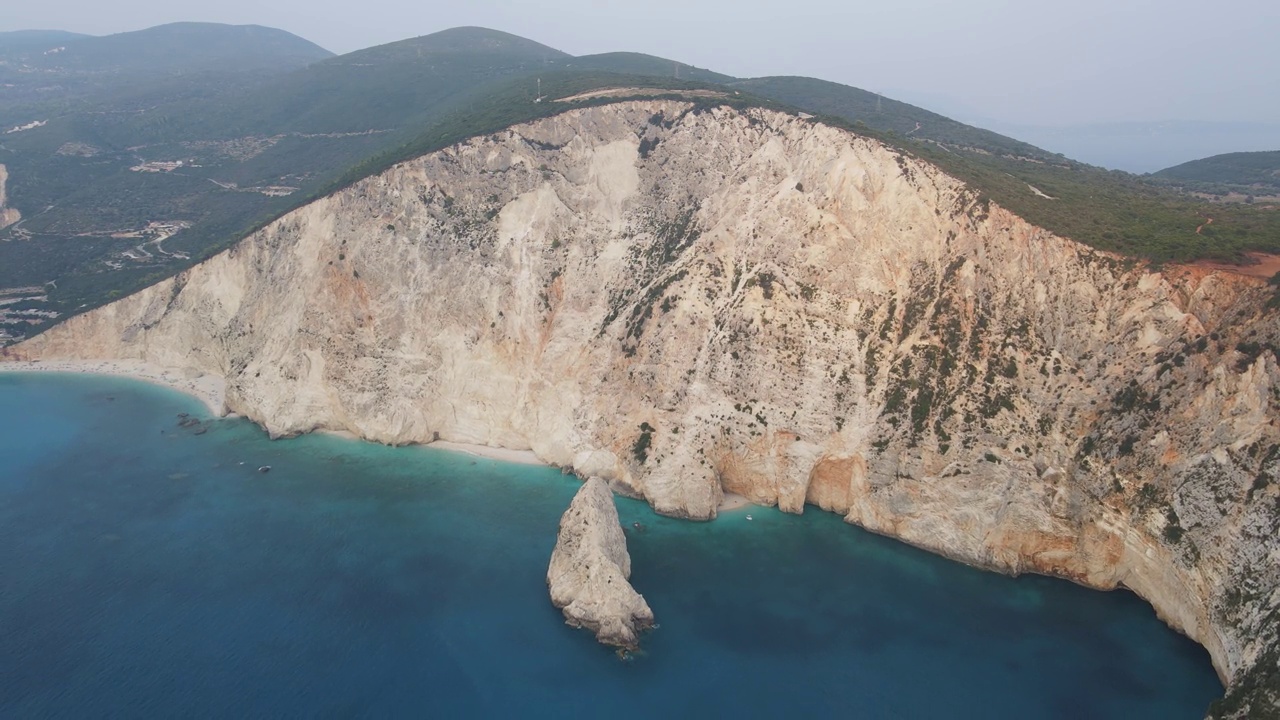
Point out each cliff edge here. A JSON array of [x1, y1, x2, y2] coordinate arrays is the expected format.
[[548, 477, 654, 650]]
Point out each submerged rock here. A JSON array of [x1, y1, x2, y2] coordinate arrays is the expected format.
[[547, 477, 654, 651]]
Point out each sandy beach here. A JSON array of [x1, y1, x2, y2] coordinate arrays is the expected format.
[[0, 359, 226, 416], [316, 431, 548, 467], [718, 491, 754, 512], [427, 440, 546, 466]]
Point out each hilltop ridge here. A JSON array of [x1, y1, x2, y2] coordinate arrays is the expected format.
[[340, 26, 568, 62]]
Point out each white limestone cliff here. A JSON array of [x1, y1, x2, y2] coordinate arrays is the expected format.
[[547, 476, 654, 650], [5, 100, 1277, 715]]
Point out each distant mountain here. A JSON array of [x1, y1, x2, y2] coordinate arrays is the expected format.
[[1152, 150, 1280, 197], [0, 30, 91, 53], [3, 22, 331, 75]]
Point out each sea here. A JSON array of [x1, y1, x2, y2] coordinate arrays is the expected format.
[[0, 373, 1223, 718]]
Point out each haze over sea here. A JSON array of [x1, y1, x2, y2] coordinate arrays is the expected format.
[[0, 373, 1222, 718]]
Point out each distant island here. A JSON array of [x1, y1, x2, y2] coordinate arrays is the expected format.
[[1152, 150, 1280, 202]]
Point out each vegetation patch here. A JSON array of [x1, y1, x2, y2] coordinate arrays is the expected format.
[[632, 422, 655, 464], [1163, 507, 1185, 543]]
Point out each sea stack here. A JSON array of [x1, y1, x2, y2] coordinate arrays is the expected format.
[[547, 477, 654, 651]]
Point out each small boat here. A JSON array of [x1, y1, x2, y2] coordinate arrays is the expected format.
[[258, 465, 272, 473], [746, 514, 753, 521]]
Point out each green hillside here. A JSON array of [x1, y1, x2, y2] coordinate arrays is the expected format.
[[571, 52, 738, 84], [1152, 150, 1280, 196]]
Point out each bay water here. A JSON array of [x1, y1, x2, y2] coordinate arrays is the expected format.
[[0, 373, 1222, 717]]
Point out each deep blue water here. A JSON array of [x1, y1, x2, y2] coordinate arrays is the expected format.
[[0, 373, 1222, 718]]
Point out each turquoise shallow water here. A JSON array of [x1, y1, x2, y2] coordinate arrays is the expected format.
[[0, 373, 1222, 718]]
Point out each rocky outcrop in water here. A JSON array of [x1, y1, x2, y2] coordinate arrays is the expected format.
[[6, 100, 1278, 714], [547, 477, 654, 650]]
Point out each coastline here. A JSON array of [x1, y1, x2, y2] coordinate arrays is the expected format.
[[0, 359, 760, 514], [0, 359, 227, 417]]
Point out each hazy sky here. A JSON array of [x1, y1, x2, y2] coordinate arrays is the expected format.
[[4, 0, 1279, 126]]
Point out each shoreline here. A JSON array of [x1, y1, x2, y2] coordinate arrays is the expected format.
[[0, 359, 227, 416], [1, 359, 758, 512]]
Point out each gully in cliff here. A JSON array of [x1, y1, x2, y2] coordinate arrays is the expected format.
[[547, 477, 654, 655]]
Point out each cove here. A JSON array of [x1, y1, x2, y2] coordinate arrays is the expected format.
[[0, 373, 1222, 718]]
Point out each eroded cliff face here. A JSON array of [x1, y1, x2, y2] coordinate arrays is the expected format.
[[8, 101, 1278, 714]]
